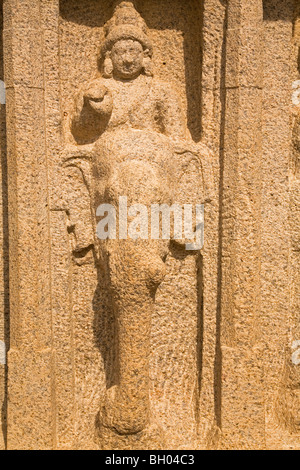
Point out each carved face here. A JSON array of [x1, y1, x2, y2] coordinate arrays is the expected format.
[[111, 39, 145, 80]]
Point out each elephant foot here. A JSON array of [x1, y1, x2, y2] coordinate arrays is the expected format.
[[99, 385, 150, 435], [96, 386, 165, 449]]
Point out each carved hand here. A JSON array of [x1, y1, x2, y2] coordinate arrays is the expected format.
[[84, 82, 113, 115]]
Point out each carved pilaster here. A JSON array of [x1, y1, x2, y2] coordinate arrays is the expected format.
[[220, 0, 265, 449], [3, 0, 54, 450]]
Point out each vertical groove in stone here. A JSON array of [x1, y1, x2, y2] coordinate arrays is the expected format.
[[198, 0, 227, 449]]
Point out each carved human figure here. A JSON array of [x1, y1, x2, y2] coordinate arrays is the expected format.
[[65, 1, 213, 441]]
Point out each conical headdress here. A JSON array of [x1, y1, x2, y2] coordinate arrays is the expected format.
[[101, 1, 152, 56]]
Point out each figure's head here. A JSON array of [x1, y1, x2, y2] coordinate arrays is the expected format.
[[107, 39, 151, 80], [101, 1, 153, 79]]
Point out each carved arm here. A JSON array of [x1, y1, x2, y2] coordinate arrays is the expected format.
[[71, 79, 113, 144]]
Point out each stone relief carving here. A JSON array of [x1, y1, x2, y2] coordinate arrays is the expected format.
[[61, 1, 213, 448], [3, 0, 300, 452]]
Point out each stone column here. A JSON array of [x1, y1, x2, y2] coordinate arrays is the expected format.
[[3, 0, 54, 449], [220, 0, 265, 449], [261, 0, 294, 447]]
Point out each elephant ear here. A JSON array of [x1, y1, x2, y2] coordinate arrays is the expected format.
[[172, 142, 215, 207], [171, 143, 215, 251], [60, 144, 96, 265]]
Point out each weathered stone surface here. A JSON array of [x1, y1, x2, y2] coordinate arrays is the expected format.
[[0, 0, 299, 450]]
